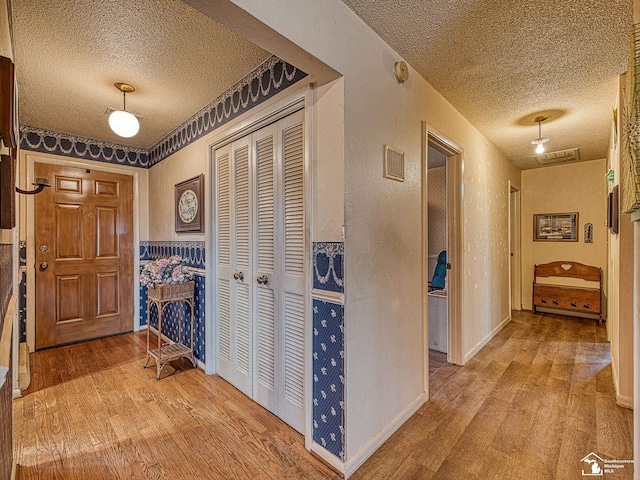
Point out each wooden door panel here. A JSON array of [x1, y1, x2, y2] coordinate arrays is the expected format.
[[55, 176, 82, 193], [94, 180, 119, 197], [96, 206, 118, 257], [55, 204, 84, 259], [35, 163, 133, 349], [56, 275, 83, 322], [96, 271, 119, 316]]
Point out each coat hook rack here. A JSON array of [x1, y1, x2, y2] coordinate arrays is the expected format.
[[16, 177, 50, 195]]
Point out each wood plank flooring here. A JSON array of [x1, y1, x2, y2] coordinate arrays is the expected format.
[[14, 310, 633, 479], [351, 311, 634, 480], [14, 331, 339, 480]]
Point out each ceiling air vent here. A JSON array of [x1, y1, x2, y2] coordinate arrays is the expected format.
[[384, 145, 404, 182], [534, 148, 581, 166]]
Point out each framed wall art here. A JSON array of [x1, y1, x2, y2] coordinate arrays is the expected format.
[[533, 212, 578, 242], [175, 174, 204, 233]]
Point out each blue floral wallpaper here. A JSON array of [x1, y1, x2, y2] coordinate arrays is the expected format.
[[19, 241, 26, 343], [312, 299, 345, 460], [313, 242, 344, 293], [312, 241, 345, 460], [140, 241, 206, 363]]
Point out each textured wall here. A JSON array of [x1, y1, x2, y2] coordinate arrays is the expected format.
[[607, 74, 634, 406], [521, 159, 607, 311], [214, 0, 522, 464]]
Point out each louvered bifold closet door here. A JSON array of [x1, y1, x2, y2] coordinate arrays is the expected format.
[[253, 124, 278, 413], [214, 109, 305, 435], [215, 137, 253, 397], [277, 110, 306, 433]]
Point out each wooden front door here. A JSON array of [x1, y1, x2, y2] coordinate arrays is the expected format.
[[35, 163, 134, 349]]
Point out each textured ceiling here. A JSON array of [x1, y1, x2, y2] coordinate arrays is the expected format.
[[342, 0, 633, 169], [11, 1, 634, 168], [12, 0, 270, 149]]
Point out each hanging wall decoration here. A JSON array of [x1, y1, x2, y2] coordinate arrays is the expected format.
[[533, 212, 579, 242], [175, 174, 204, 233], [584, 223, 593, 243]]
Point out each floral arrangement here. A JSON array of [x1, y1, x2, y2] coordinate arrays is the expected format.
[[140, 256, 193, 287]]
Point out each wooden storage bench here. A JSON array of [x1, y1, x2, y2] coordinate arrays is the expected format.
[[532, 261, 603, 322]]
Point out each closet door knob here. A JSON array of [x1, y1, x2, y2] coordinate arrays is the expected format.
[[233, 271, 244, 282], [257, 275, 269, 285]]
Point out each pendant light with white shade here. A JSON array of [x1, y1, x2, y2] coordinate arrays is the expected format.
[[531, 115, 549, 154], [109, 82, 140, 138]]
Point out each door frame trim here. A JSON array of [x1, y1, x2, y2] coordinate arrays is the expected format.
[[23, 152, 142, 351], [422, 123, 465, 398], [509, 183, 522, 311]]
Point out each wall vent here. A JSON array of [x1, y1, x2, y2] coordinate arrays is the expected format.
[[384, 145, 404, 181], [534, 148, 580, 166]]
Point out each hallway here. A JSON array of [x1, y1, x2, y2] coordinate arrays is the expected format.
[[352, 311, 633, 479], [14, 311, 632, 479]]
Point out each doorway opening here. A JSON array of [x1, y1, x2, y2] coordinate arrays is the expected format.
[[509, 184, 522, 312], [424, 128, 464, 397]]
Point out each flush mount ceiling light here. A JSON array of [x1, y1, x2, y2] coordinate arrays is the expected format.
[[108, 82, 139, 138], [531, 115, 550, 154]]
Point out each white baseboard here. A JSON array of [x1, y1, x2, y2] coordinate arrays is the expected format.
[[611, 357, 634, 410], [616, 394, 634, 410], [311, 442, 345, 475], [344, 393, 426, 478], [611, 356, 620, 397], [12, 388, 21, 399], [464, 314, 511, 363]]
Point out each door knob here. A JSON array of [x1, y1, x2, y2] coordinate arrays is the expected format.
[[39, 262, 49, 270], [257, 275, 269, 285], [233, 271, 244, 282]]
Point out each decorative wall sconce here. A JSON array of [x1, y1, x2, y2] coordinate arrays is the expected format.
[[16, 177, 50, 195]]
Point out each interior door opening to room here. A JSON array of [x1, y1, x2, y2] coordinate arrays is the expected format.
[[213, 108, 306, 435], [509, 185, 522, 311], [424, 128, 464, 395]]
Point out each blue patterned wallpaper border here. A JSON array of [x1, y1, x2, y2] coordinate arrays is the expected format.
[[313, 242, 344, 293], [140, 241, 205, 269], [148, 56, 307, 166], [20, 125, 149, 168], [20, 56, 306, 170], [312, 299, 345, 460]]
